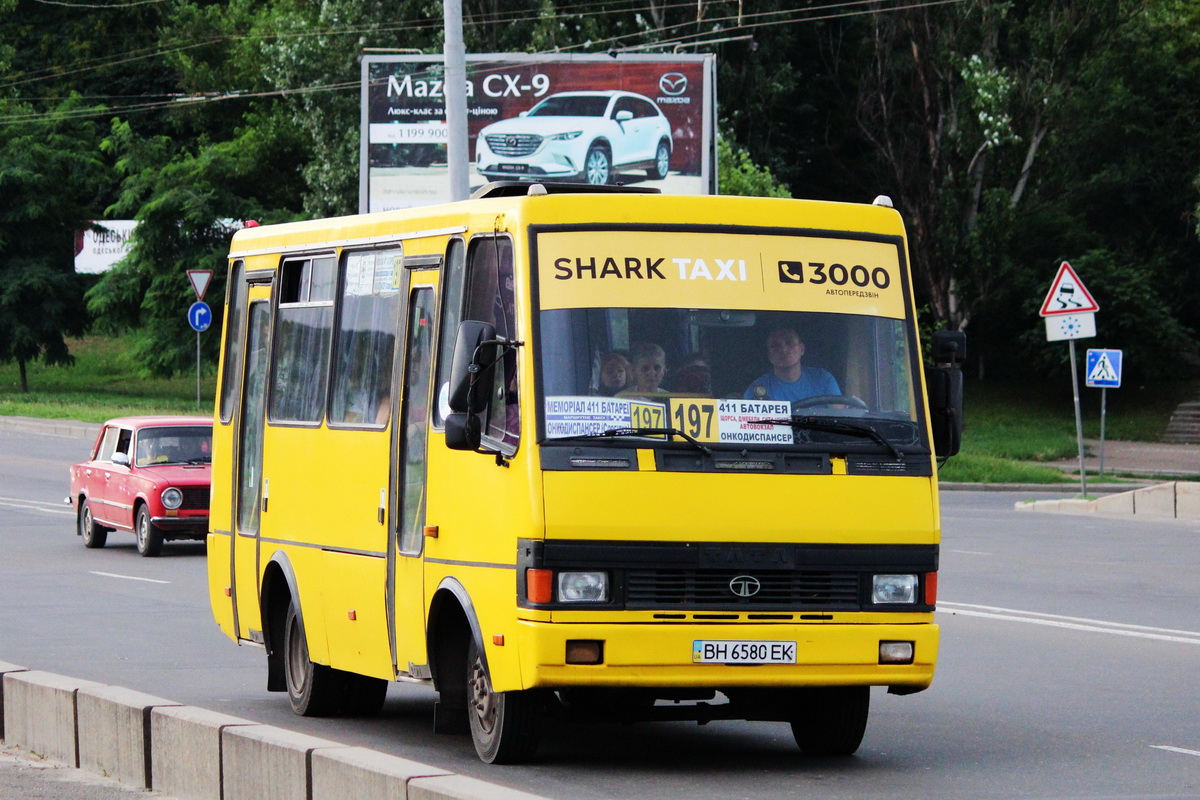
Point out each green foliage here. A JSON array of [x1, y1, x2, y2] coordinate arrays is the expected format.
[[716, 136, 791, 198], [0, 97, 105, 390]]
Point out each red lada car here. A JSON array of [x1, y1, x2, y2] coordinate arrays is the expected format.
[[68, 416, 212, 557]]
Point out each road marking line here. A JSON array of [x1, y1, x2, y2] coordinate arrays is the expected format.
[[0, 498, 74, 516], [89, 571, 170, 585], [939, 602, 1200, 645], [946, 549, 994, 556], [1151, 746, 1200, 758]]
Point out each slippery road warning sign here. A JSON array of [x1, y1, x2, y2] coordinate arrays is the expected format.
[[1040, 261, 1099, 316], [1085, 348, 1122, 389]]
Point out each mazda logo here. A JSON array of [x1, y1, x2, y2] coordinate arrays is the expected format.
[[505, 135, 519, 148], [659, 73, 688, 96], [729, 575, 761, 597]]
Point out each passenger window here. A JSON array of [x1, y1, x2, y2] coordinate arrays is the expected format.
[[433, 238, 465, 428], [220, 260, 247, 424], [463, 237, 518, 450], [114, 429, 133, 461], [398, 288, 436, 554], [329, 248, 403, 427], [270, 256, 335, 424], [97, 427, 119, 462]]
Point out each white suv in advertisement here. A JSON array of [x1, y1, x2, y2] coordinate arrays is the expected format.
[[476, 90, 673, 185]]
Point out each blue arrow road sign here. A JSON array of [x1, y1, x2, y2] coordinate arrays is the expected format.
[[1085, 348, 1122, 388], [188, 301, 212, 332]]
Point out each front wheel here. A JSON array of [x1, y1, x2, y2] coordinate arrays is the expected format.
[[79, 499, 107, 549], [648, 140, 670, 180], [135, 506, 163, 557], [582, 144, 612, 185], [467, 637, 541, 763], [790, 686, 870, 756]]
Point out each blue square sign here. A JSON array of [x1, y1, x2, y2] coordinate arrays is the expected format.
[[1085, 348, 1122, 389]]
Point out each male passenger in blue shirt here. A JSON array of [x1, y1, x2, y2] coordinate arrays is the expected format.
[[743, 328, 840, 402]]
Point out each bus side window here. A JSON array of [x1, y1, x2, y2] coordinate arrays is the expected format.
[[270, 256, 335, 424], [462, 237, 518, 450], [329, 248, 403, 427], [433, 238, 465, 428]]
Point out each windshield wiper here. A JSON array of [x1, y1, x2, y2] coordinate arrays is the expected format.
[[745, 416, 904, 460], [184, 457, 211, 465], [551, 427, 713, 456]]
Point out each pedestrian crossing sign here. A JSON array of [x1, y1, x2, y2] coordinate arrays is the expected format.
[[1085, 348, 1122, 388]]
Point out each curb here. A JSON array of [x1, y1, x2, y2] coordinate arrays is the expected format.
[[0, 662, 549, 800], [0, 416, 100, 440]]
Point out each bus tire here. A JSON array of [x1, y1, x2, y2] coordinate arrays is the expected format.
[[466, 637, 540, 763], [283, 600, 341, 716], [79, 499, 107, 548], [135, 506, 163, 557], [789, 686, 870, 756]]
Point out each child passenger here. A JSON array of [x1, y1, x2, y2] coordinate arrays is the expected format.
[[596, 351, 630, 396], [617, 342, 667, 398]]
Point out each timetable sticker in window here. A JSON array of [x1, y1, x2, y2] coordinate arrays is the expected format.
[[545, 396, 632, 438]]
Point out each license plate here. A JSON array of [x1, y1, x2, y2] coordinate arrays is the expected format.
[[692, 640, 796, 664], [499, 164, 527, 172]]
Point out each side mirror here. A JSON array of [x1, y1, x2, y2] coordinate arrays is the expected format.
[[447, 321, 498, 415], [444, 412, 482, 452], [927, 330, 966, 458], [112, 452, 130, 467]]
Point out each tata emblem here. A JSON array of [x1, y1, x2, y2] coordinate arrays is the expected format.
[[729, 575, 761, 597]]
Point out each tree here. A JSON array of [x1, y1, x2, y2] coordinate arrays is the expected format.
[[0, 99, 104, 391]]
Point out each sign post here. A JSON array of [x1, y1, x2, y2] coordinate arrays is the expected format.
[[1085, 348, 1123, 477], [1040, 261, 1099, 497], [187, 270, 214, 409]]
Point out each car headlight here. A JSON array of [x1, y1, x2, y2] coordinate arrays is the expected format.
[[548, 131, 583, 141], [161, 487, 183, 510], [557, 571, 609, 603], [872, 574, 918, 604]]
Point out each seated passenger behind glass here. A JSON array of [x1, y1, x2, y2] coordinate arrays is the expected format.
[[596, 351, 630, 396], [743, 328, 839, 402], [617, 342, 667, 398], [669, 353, 711, 395]]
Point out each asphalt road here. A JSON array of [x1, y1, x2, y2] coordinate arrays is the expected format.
[[2, 426, 1199, 799]]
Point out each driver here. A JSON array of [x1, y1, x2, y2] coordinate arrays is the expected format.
[[743, 328, 840, 402]]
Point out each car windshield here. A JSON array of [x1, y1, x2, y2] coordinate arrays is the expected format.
[[134, 426, 213, 467], [533, 227, 925, 454], [527, 95, 610, 117]]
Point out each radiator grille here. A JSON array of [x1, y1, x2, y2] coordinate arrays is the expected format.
[[179, 487, 210, 510], [486, 133, 542, 157], [625, 569, 860, 610]]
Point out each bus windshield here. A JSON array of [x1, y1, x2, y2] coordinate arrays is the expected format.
[[534, 227, 924, 452]]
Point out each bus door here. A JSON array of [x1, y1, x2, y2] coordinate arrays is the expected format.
[[388, 285, 437, 674], [231, 291, 272, 639]]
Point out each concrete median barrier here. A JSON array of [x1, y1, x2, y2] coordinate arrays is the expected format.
[[0, 660, 29, 739], [2, 664, 553, 800], [76, 685, 181, 789], [2, 670, 107, 766], [150, 705, 257, 800], [311, 745, 452, 800], [221, 723, 348, 800]]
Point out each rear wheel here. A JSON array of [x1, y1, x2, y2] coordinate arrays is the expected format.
[[134, 506, 163, 557], [79, 499, 107, 549], [467, 637, 541, 763], [790, 686, 870, 756], [283, 600, 342, 716]]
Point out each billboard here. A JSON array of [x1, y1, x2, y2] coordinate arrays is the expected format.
[[74, 220, 137, 274], [360, 53, 716, 212]]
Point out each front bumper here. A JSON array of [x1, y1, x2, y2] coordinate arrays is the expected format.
[[511, 620, 938, 693]]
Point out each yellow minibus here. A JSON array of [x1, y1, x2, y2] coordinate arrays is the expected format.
[[208, 182, 964, 763]]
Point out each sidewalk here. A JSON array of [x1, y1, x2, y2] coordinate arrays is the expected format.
[[1044, 438, 1200, 479]]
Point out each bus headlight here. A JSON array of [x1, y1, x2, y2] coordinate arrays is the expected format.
[[557, 572, 609, 603], [161, 487, 183, 510], [872, 574, 918, 604]]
